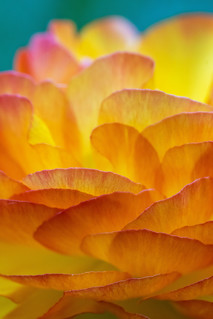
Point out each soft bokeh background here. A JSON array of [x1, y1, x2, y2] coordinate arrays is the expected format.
[[0, 0, 213, 70]]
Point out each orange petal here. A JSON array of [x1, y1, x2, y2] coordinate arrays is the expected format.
[[139, 14, 213, 103], [91, 123, 160, 187], [0, 71, 35, 97], [160, 142, 213, 196], [0, 200, 58, 245], [99, 89, 213, 130], [0, 95, 79, 179], [79, 16, 138, 58], [23, 168, 144, 194], [174, 300, 213, 319], [172, 221, 213, 245], [13, 48, 32, 76], [157, 276, 213, 301], [142, 112, 213, 160], [64, 272, 179, 301], [25, 33, 80, 83], [82, 229, 213, 277], [125, 177, 213, 233], [12, 189, 94, 209], [0, 172, 29, 199], [67, 52, 154, 151], [1, 271, 129, 291], [34, 190, 162, 255]]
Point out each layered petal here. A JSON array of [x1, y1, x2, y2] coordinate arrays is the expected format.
[[125, 177, 213, 233], [0, 172, 28, 199], [82, 229, 213, 277], [172, 222, 213, 245], [157, 276, 213, 301], [99, 89, 212, 130], [67, 52, 154, 150], [91, 123, 160, 187], [34, 190, 162, 255], [41, 297, 149, 319], [23, 168, 144, 194], [0, 95, 78, 179], [139, 14, 213, 103], [160, 142, 213, 196], [0, 200, 58, 245], [142, 112, 213, 160], [12, 189, 94, 209], [1, 271, 129, 291]]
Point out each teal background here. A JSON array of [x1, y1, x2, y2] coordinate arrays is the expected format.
[[0, 0, 213, 70]]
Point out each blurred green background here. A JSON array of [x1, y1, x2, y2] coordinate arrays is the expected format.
[[0, 0, 213, 70]]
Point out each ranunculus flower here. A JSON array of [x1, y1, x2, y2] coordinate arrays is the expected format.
[[0, 13, 213, 319]]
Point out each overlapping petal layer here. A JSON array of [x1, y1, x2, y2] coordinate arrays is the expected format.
[[0, 13, 213, 319]]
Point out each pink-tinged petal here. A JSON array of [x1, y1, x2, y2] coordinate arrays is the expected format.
[[139, 14, 213, 103], [172, 221, 213, 245], [82, 229, 213, 277], [99, 89, 213, 130], [79, 16, 139, 58], [0, 200, 58, 245], [14, 48, 32, 76], [160, 142, 213, 196], [142, 112, 213, 160], [174, 300, 213, 319], [91, 123, 160, 188], [157, 275, 213, 301], [23, 168, 144, 194], [1, 271, 130, 291], [4, 289, 63, 319], [41, 297, 149, 319], [0, 71, 35, 97], [33, 81, 81, 157], [12, 189, 94, 209], [34, 190, 162, 255], [125, 177, 213, 233], [18, 33, 81, 84], [0, 172, 29, 199], [67, 52, 154, 150]]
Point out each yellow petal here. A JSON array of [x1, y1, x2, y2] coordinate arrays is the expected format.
[[79, 16, 138, 58], [139, 14, 213, 103]]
